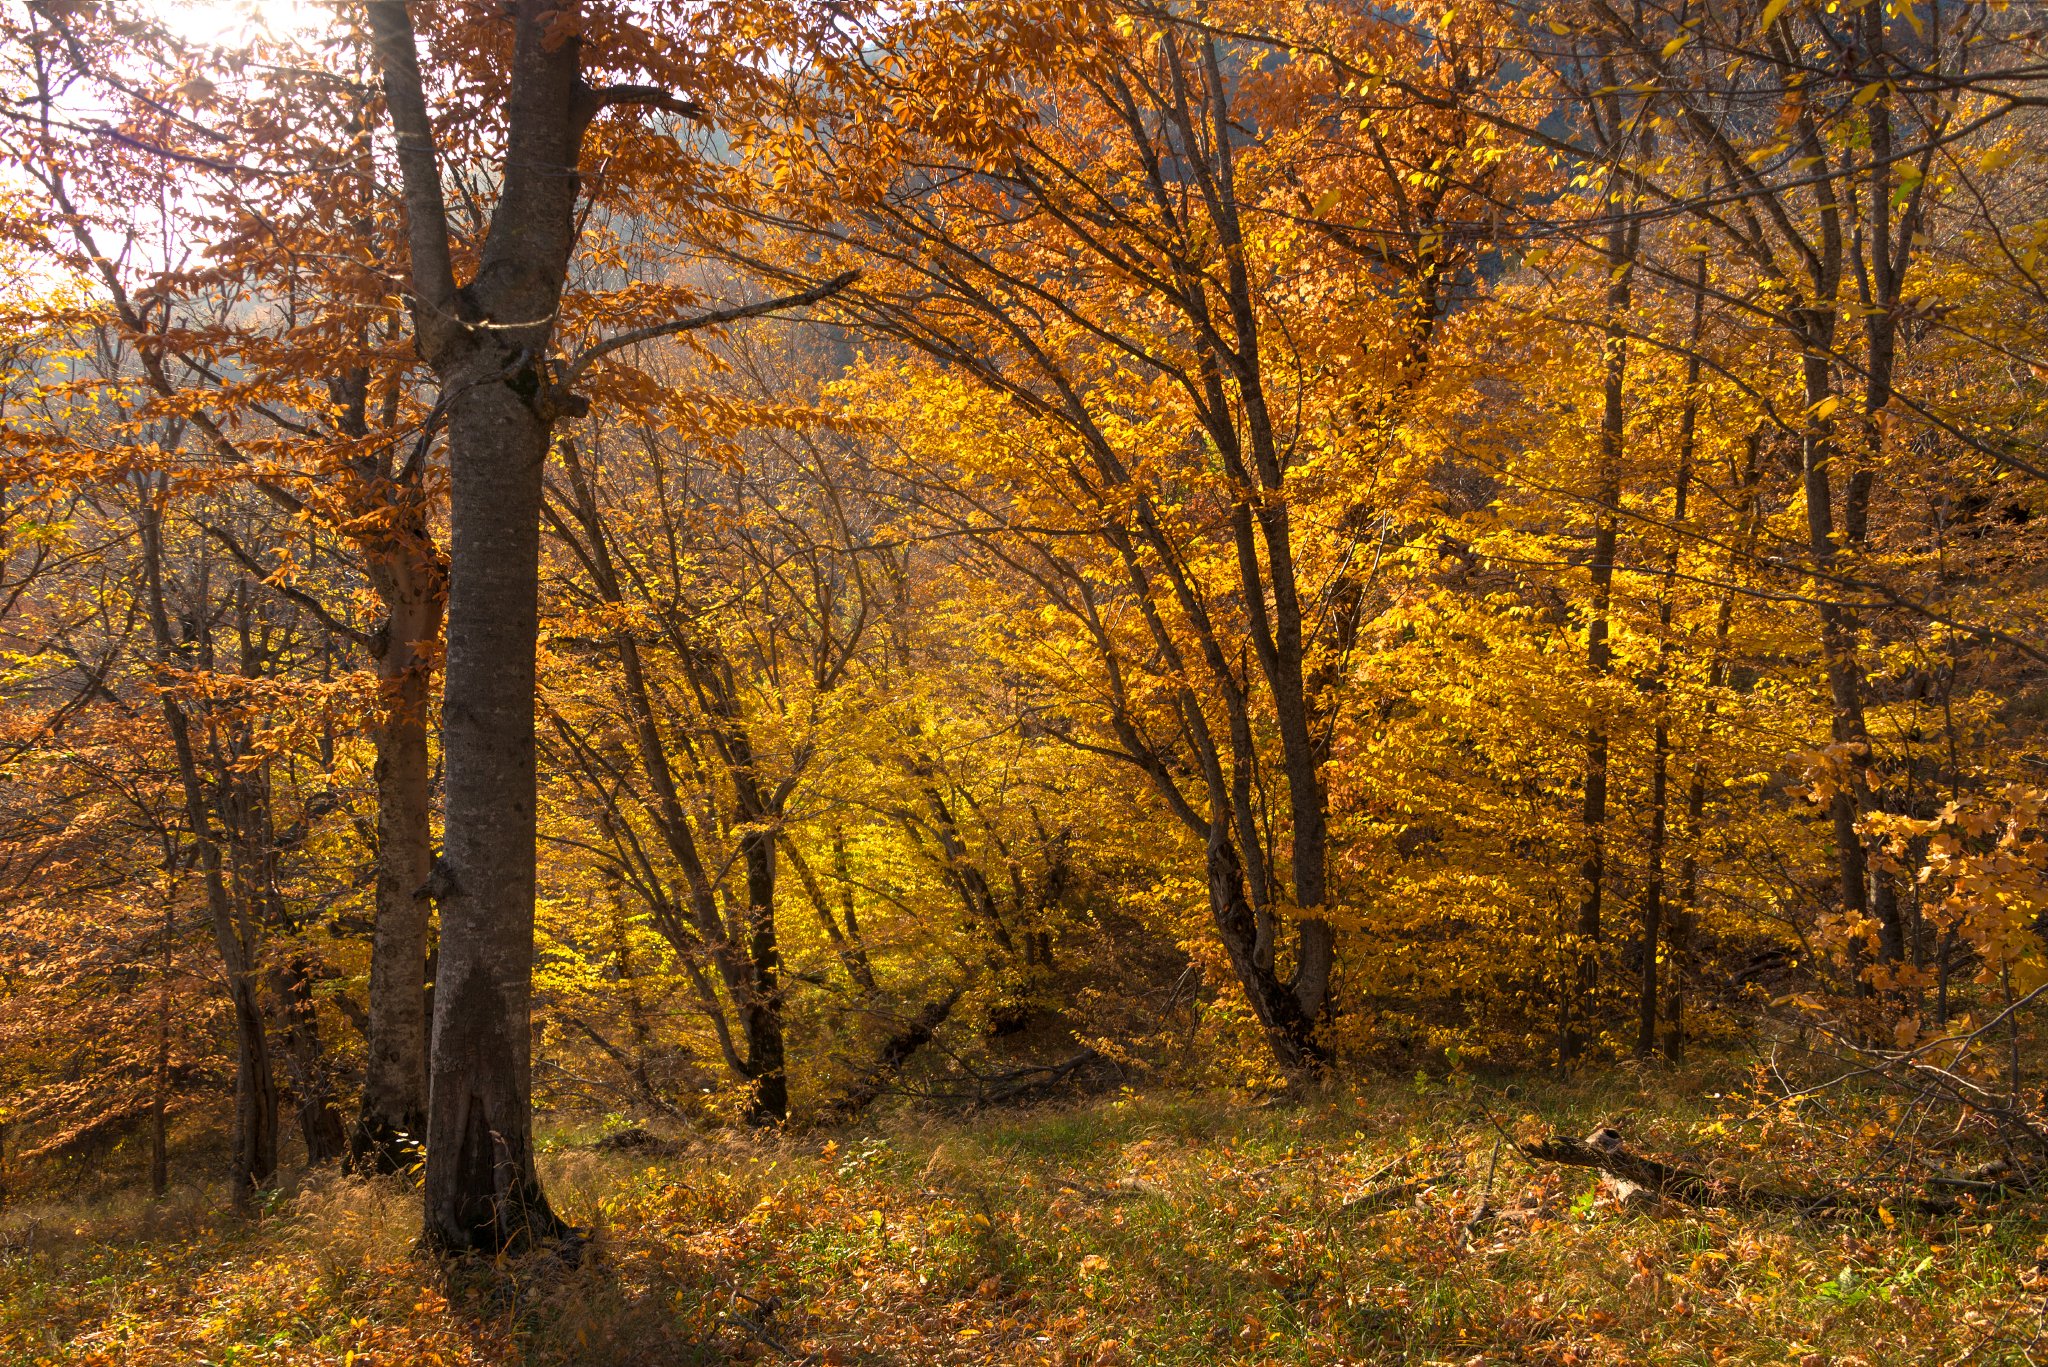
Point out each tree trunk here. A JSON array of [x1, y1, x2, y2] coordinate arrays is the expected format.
[[1640, 253, 1707, 1057], [370, 0, 590, 1252], [420, 361, 563, 1248], [227, 974, 281, 1206], [1571, 161, 1633, 1058], [737, 817, 786, 1122], [1190, 37, 1331, 1022], [139, 490, 277, 1210], [1207, 820, 1320, 1066], [276, 957, 348, 1166], [151, 890, 172, 1199], [350, 535, 441, 1172]]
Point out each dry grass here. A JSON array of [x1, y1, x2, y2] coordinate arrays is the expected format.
[[2, 1065, 2045, 1365]]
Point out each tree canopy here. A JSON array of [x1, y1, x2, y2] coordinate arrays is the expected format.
[[0, 0, 2043, 1253]]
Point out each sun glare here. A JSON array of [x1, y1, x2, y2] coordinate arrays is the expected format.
[[136, 0, 319, 47]]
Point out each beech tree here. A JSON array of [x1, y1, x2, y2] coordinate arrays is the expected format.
[[365, 0, 853, 1247], [2, 0, 2045, 1207]]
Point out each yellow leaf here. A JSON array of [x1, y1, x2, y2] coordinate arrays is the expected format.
[[1760, 0, 1796, 30], [1661, 34, 1690, 58], [1879, 1205, 1896, 1228], [1809, 396, 1840, 419], [1854, 81, 1885, 106], [1548, 21, 1571, 34]]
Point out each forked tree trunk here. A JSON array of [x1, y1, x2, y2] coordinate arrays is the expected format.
[[370, 0, 584, 1253], [372, 1, 836, 1208]]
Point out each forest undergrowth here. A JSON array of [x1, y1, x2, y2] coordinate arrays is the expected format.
[[2, 1059, 2041, 1367]]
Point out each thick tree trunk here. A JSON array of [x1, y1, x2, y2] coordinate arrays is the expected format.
[[370, 0, 625, 1251], [421, 364, 565, 1250]]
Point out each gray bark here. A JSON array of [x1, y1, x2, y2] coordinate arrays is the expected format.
[[369, 0, 743, 1245], [370, 0, 586, 1252]]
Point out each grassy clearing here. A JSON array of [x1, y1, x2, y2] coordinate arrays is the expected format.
[[2, 1063, 2043, 1366]]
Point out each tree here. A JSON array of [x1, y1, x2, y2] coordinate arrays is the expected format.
[[366, 0, 853, 1247], [719, 0, 1549, 1066]]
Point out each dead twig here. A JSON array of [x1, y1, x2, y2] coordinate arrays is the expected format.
[[726, 1310, 812, 1364], [1459, 1138, 1504, 1248], [1336, 1171, 1461, 1218]]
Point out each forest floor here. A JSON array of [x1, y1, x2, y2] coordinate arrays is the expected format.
[[0, 1059, 2042, 1367]]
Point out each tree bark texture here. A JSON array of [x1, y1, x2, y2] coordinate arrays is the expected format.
[[370, 0, 594, 1251], [350, 464, 444, 1172], [275, 957, 348, 1165]]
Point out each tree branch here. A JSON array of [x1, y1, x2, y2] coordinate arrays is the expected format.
[[584, 84, 707, 121], [201, 524, 370, 649], [364, 1, 460, 341], [560, 271, 861, 387]]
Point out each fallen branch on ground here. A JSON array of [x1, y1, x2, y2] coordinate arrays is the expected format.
[[978, 1049, 1102, 1105], [895, 1049, 1107, 1108], [816, 986, 968, 1122], [1519, 1134, 1970, 1218]]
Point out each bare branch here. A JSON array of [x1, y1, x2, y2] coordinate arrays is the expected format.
[[560, 271, 861, 387]]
